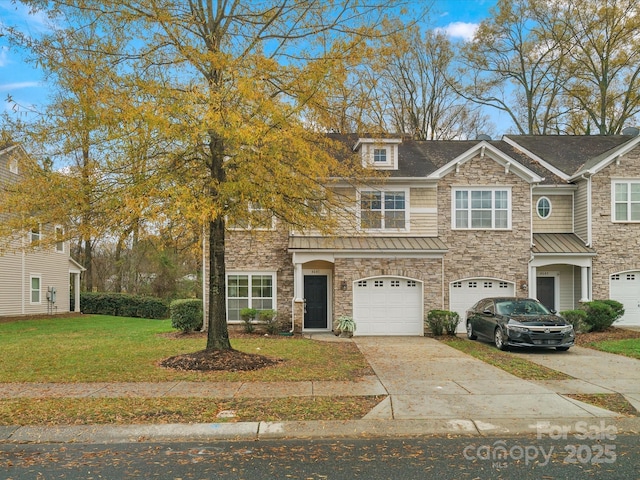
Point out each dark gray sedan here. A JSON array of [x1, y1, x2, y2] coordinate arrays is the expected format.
[[465, 297, 575, 351]]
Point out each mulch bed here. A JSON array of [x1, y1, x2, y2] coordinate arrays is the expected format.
[[160, 329, 293, 372], [575, 326, 640, 345], [160, 348, 284, 372]]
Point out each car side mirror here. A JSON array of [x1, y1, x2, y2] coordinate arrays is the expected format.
[[482, 309, 494, 316]]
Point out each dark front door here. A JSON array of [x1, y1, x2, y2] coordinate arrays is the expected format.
[[304, 275, 328, 329], [537, 277, 555, 311]]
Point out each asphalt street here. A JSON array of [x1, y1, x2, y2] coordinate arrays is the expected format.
[[2, 434, 639, 480]]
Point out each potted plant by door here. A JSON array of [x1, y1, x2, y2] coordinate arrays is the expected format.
[[337, 315, 356, 338]]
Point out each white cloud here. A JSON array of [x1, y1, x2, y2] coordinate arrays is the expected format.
[[0, 81, 40, 91], [0, 47, 7, 67], [437, 21, 479, 42]]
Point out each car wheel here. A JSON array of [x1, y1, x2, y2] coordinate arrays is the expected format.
[[494, 328, 507, 351], [556, 346, 570, 351], [466, 321, 477, 340]]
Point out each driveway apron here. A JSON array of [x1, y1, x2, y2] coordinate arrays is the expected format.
[[509, 345, 640, 411], [353, 336, 618, 420]]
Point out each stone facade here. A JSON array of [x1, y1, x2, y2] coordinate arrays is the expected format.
[[589, 146, 640, 299], [225, 225, 294, 327], [437, 154, 532, 308]]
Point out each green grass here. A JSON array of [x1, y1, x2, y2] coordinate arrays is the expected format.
[[581, 338, 640, 360], [439, 336, 573, 380], [0, 315, 371, 383]]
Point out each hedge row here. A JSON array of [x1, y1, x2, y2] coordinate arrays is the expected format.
[[80, 292, 169, 319]]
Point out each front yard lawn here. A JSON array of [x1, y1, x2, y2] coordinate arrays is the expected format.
[[0, 315, 372, 383], [0, 315, 381, 425], [576, 327, 640, 360]]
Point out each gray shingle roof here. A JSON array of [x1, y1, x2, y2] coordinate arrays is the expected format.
[[327, 133, 639, 184]]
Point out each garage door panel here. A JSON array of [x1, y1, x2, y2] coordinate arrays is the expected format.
[[353, 277, 423, 336], [610, 272, 640, 326], [449, 279, 515, 333]]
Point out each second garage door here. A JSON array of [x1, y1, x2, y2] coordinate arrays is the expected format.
[[352, 276, 423, 336], [449, 278, 515, 332], [610, 272, 640, 326]]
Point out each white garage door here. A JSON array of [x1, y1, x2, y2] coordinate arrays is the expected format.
[[610, 272, 640, 326], [449, 278, 515, 332], [352, 277, 423, 336]]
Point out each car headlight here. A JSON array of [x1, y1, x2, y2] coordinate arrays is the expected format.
[[560, 325, 574, 333], [507, 325, 529, 333]]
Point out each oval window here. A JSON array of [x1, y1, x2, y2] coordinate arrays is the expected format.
[[537, 197, 551, 219]]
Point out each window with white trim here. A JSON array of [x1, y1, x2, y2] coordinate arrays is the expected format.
[[30, 226, 41, 245], [453, 188, 510, 229], [55, 226, 65, 253], [536, 197, 551, 219], [373, 148, 387, 163], [30, 275, 41, 304], [227, 273, 275, 321], [360, 190, 406, 230], [613, 181, 640, 222], [9, 158, 19, 174], [228, 202, 275, 230]]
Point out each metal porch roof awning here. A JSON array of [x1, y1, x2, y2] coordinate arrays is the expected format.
[[288, 236, 448, 253], [532, 233, 596, 255]]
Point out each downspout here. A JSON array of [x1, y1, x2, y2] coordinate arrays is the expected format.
[[586, 175, 593, 247]]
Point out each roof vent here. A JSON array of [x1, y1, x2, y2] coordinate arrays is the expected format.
[[476, 134, 492, 141], [622, 127, 640, 137]]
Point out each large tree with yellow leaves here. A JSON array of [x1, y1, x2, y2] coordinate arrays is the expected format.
[[7, 0, 417, 351]]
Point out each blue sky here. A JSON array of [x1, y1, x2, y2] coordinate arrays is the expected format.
[[0, 1, 496, 118]]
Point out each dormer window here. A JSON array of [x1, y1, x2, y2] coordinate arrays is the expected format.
[[373, 148, 387, 163], [354, 138, 401, 170]]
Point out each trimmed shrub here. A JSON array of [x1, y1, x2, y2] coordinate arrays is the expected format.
[[240, 308, 258, 333], [581, 300, 622, 332], [560, 309, 588, 333], [258, 309, 279, 334], [427, 310, 459, 336], [170, 299, 203, 332], [80, 292, 169, 319]]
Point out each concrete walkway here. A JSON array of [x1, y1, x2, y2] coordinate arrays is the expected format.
[[2, 334, 640, 443]]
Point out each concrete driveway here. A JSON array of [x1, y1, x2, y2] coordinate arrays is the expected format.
[[353, 336, 625, 422]]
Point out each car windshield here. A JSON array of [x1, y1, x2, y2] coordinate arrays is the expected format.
[[496, 300, 551, 316]]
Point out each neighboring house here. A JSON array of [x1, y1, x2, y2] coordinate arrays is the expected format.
[[0, 143, 83, 317], [205, 129, 640, 335]]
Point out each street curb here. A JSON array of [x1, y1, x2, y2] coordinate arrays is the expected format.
[[2, 417, 639, 444]]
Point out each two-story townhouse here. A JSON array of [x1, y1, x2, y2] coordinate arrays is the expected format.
[[0, 143, 83, 317], [206, 130, 640, 335]]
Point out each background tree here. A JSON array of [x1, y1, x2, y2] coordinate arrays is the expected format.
[[371, 27, 487, 139], [459, 0, 566, 135], [535, 0, 640, 134]]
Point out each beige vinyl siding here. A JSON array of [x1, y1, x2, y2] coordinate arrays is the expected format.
[[532, 195, 573, 233], [0, 244, 23, 315], [1, 148, 72, 317], [410, 186, 437, 235], [574, 180, 589, 241]]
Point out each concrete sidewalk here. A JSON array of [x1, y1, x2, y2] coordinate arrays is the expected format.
[[2, 334, 640, 444]]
